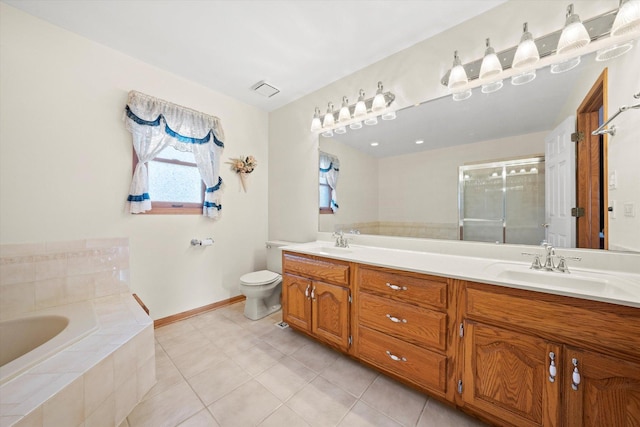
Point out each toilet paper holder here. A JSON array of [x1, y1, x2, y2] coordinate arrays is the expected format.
[[190, 238, 214, 246]]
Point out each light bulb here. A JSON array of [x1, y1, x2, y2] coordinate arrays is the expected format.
[[371, 81, 386, 112], [310, 107, 322, 132], [364, 117, 378, 126], [611, 0, 640, 37], [338, 96, 351, 123], [557, 4, 590, 54], [513, 23, 540, 69], [479, 38, 502, 80], [448, 51, 468, 90], [452, 89, 472, 101], [334, 126, 347, 134], [354, 89, 367, 118], [349, 121, 363, 130], [322, 102, 335, 128]]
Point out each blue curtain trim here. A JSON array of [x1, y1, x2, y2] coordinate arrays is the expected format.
[[127, 193, 150, 202], [204, 201, 222, 210], [125, 106, 224, 147], [319, 162, 340, 173], [206, 177, 223, 193]]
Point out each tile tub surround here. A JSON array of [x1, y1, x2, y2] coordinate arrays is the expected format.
[[0, 238, 155, 427], [0, 238, 130, 320]]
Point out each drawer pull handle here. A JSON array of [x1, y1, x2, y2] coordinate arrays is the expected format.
[[548, 352, 557, 383], [304, 284, 310, 299], [311, 286, 316, 301], [386, 283, 407, 291], [386, 314, 407, 324], [571, 358, 581, 391], [385, 351, 407, 362]]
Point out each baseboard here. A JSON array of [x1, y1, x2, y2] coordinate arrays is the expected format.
[[153, 295, 246, 329]]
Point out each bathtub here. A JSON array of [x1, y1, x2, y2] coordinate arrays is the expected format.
[[0, 301, 98, 385]]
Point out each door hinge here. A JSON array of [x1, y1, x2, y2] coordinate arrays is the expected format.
[[458, 380, 463, 394], [459, 323, 464, 338], [348, 336, 353, 347], [571, 207, 585, 217], [571, 131, 584, 142]]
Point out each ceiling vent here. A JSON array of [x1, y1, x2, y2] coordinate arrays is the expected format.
[[251, 81, 280, 98]]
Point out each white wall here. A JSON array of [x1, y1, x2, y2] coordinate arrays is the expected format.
[[0, 4, 269, 319], [268, 0, 638, 251], [378, 132, 546, 224]]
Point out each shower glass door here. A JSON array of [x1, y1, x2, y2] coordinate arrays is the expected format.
[[459, 157, 545, 245]]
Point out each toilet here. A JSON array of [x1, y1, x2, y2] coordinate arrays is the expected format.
[[239, 241, 291, 320]]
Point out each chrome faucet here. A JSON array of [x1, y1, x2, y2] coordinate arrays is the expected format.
[[333, 230, 349, 248], [523, 243, 581, 273]]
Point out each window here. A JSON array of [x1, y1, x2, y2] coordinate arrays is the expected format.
[[134, 146, 204, 214], [319, 152, 339, 214], [319, 174, 333, 214]]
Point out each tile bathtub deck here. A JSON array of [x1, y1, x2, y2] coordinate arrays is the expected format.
[[121, 302, 487, 427]]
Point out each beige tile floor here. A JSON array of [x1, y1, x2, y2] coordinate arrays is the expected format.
[[120, 301, 487, 427]]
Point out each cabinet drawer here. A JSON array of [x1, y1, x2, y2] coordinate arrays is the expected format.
[[283, 253, 349, 286], [358, 267, 447, 310], [358, 326, 447, 393], [359, 293, 447, 351]]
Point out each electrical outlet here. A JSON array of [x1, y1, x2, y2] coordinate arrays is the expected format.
[[624, 203, 636, 218]]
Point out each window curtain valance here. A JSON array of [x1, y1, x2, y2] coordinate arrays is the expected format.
[[123, 90, 225, 218], [319, 152, 340, 212]]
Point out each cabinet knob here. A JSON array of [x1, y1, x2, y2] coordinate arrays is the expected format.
[[385, 350, 407, 362], [386, 283, 407, 291], [571, 358, 581, 391], [548, 352, 557, 383], [386, 314, 407, 324]]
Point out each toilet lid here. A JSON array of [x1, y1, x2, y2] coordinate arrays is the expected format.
[[240, 270, 281, 286]]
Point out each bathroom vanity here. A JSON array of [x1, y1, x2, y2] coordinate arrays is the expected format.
[[281, 243, 640, 427]]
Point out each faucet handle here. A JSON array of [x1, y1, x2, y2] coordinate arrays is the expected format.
[[556, 256, 569, 273]]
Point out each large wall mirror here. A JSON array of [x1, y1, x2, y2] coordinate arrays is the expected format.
[[319, 48, 640, 252]]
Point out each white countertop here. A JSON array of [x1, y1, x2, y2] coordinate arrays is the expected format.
[[282, 241, 640, 308]]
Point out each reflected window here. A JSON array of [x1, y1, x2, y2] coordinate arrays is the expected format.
[[319, 152, 340, 214]]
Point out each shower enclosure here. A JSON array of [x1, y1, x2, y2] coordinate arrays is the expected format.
[[459, 156, 545, 245]]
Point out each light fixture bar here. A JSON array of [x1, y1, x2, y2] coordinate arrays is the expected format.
[[441, 8, 617, 86], [326, 92, 395, 124]]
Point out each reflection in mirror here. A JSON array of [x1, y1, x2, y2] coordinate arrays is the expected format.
[[319, 48, 640, 252]]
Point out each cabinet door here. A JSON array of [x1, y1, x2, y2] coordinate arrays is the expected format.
[[312, 281, 350, 351], [462, 321, 561, 427], [564, 347, 640, 427], [282, 274, 312, 332]]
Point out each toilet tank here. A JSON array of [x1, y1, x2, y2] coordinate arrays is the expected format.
[[266, 241, 294, 274]]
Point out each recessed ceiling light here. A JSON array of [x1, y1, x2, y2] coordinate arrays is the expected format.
[[415, 140, 424, 144], [370, 142, 379, 147]]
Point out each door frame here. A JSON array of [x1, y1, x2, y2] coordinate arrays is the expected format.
[[576, 69, 608, 250]]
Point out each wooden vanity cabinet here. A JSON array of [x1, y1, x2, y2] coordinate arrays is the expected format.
[[460, 281, 640, 427], [354, 265, 455, 399], [282, 252, 351, 352]]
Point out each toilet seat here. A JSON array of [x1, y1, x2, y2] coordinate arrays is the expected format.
[[240, 270, 281, 286]]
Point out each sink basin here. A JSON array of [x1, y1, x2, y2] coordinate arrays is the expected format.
[[317, 246, 353, 255], [483, 262, 638, 300]]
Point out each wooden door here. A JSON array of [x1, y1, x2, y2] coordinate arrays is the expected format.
[[575, 69, 607, 249], [564, 347, 640, 427], [462, 321, 561, 427], [282, 274, 312, 332], [311, 281, 350, 351]]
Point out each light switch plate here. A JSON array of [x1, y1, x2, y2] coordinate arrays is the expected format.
[[624, 203, 636, 218]]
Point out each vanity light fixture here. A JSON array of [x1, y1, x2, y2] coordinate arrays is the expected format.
[[312, 83, 396, 135], [310, 107, 322, 132], [441, 4, 635, 91], [480, 38, 504, 94], [596, 0, 640, 61], [322, 102, 335, 128], [557, 4, 590, 54]]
